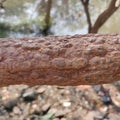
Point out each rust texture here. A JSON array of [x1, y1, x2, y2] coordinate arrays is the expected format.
[[0, 34, 120, 87]]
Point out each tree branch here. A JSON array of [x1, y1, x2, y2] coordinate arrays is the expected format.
[[80, 0, 92, 33], [90, 0, 120, 33], [0, 34, 120, 87]]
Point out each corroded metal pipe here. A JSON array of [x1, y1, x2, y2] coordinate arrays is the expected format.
[[0, 34, 120, 87]]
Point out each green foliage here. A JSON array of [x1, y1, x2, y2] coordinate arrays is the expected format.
[[0, 22, 10, 37], [0, 16, 53, 37], [40, 112, 54, 120], [33, 112, 54, 120]]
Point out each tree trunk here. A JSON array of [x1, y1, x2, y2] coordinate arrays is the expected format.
[[0, 34, 120, 87], [44, 0, 52, 26]]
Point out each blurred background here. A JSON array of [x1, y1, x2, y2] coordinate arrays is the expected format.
[[0, 0, 120, 120], [0, 0, 120, 37]]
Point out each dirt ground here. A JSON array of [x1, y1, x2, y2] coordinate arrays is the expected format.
[[0, 82, 120, 120]]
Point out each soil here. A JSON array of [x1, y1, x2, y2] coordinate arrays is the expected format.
[[0, 82, 120, 120]]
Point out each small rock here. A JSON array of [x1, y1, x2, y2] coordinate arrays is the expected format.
[[61, 118, 67, 120], [109, 87, 120, 107], [99, 106, 108, 114], [30, 103, 40, 114], [101, 96, 111, 104], [4, 99, 18, 111], [55, 109, 69, 118], [22, 91, 36, 102], [93, 85, 101, 92], [84, 111, 94, 120], [36, 87, 45, 94], [42, 103, 51, 112], [0, 108, 7, 115], [94, 111, 105, 120], [62, 101, 71, 107], [13, 106, 21, 115], [0, 116, 9, 120], [84, 111, 105, 120], [49, 108, 58, 115], [108, 113, 120, 120], [20, 103, 31, 118]]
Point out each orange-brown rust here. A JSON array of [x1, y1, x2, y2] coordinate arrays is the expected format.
[[0, 34, 120, 87]]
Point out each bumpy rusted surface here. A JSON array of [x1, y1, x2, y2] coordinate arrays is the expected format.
[[0, 34, 120, 87]]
